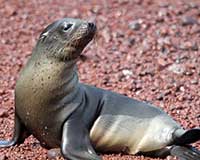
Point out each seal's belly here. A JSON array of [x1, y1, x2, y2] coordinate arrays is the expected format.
[[90, 114, 179, 154]]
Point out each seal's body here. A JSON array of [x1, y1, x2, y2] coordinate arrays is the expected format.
[[0, 18, 200, 160], [89, 88, 179, 154]]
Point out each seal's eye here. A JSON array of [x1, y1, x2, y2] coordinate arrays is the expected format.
[[62, 23, 73, 32]]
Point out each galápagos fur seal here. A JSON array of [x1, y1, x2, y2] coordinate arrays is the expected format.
[[0, 18, 200, 160]]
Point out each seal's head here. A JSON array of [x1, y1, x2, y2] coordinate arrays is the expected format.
[[35, 18, 96, 61]]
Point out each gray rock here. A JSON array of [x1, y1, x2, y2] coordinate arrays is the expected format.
[[181, 16, 198, 26], [168, 64, 185, 74], [128, 19, 143, 30]]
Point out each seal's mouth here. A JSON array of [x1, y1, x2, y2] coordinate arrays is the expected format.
[[56, 21, 97, 61], [64, 22, 96, 58], [76, 22, 96, 43]]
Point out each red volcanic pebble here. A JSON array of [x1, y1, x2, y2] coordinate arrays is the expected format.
[[0, 0, 200, 160]]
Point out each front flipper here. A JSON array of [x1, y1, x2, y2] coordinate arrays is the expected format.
[[61, 118, 101, 160], [0, 113, 30, 147]]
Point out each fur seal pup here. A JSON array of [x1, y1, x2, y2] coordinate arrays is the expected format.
[[0, 18, 200, 160]]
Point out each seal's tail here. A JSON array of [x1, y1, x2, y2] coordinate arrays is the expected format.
[[170, 145, 200, 160], [170, 128, 200, 160]]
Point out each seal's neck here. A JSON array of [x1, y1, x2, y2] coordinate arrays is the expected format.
[[16, 56, 80, 107]]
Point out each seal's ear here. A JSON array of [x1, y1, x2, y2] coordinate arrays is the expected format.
[[39, 20, 59, 38], [39, 31, 49, 41]]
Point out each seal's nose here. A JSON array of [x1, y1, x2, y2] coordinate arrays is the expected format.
[[88, 22, 96, 31], [88, 23, 94, 28]]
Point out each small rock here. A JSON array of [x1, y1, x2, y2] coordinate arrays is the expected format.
[[159, 2, 169, 8], [179, 41, 198, 51], [91, 5, 101, 14], [128, 37, 135, 46], [181, 16, 198, 26], [168, 64, 185, 74], [178, 96, 185, 102], [191, 79, 198, 84], [191, 43, 198, 51], [134, 0, 142, 4], [180, 86, 185, 92], [0, 155, 6, 160], [5, 5, 17, 16], [0, 89, 5, 95], [164, 90, 171, 96], [128, 19, 143, 30], [47, 148, 61, 160], [184, 71, 193, 76], [71, 9, 80, 17], [118, 0, 129, 5], [188, 2, 199, 9], [169, 105, 176, 111], [101, 28, 111, 43], [156, 90, 171, 100], [157, 58, 168, 66], [158, 28, 169, 36], [116, 30, 124, 38], [142, 39, 151, 52], [139, 68, 154, 76], [157, 37, 171, 46], [156, 93, 164, 100], [122, 69, 133, 78], [0, 108, 8, 118], [158, 9, 168, 17], [135, 82, 142, 90]]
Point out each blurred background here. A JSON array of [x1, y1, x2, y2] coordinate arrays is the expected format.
[[0, 0, 200, 159]]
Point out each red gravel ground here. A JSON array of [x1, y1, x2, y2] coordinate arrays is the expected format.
[[0, 0, 200, 160]]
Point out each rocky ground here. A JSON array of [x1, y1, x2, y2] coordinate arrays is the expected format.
[[0, 0, 200, 159]]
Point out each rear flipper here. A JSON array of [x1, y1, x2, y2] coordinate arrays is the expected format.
[[140, 146, 200, 160], [169, 128, 200, 159], [170, 145, 200, 160], [173, 128, 200, 146], [140, 128, 200, 159], [0, 113, 30, 147]]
